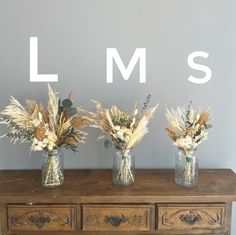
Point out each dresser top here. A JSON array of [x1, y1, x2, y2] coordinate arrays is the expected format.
[[0, 169, 235, 203]]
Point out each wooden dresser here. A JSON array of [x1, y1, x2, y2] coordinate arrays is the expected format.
[[0, 169, 236, 235]]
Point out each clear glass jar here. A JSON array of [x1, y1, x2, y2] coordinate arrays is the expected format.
[[113, 149, 135, 186], [42, 149, 64, 188], [175, 149, 198, 188]]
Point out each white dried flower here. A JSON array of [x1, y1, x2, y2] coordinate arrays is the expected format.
[[31, 112, 43, 127], [130, 118, 136, 128], [124, 136, 130, 142], [114, 126, 121, 131], [31, 138, 45, 151], [117, 130, 125, 140], [174, 135, 194, 150]]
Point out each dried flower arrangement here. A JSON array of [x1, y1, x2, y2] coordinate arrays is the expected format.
[[165, 102, 212, 186], [89, 95, 157, 185], [0, 84, 88, 187], [165, 102, 212, 154]]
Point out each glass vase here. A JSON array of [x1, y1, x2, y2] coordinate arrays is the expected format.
[[113, 149, 135, 186], [175, 149, 198, 188], [42, 149, 64, 188]]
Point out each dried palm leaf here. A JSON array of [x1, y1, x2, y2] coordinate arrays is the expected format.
[[71, 116, 88, 129], [197, 108, 211, 127], [1, 96, 32, 129], [166, 127, 178, 141], [126, 107, 156, 149]]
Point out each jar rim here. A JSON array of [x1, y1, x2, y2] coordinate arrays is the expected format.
[[43, 148, 62, 154]]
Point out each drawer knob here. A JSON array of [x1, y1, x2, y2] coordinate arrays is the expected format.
[[29, 215, 51, 229], [180, 213, 202, 225], [105, 215, 128, 227]]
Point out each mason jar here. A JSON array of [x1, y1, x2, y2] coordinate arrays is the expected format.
[[42, 149, 64, 188], [113, 149, 135, 186], [175, 149, 198, 188]]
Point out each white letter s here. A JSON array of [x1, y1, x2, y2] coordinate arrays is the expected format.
[[188, 51, 212, 84]]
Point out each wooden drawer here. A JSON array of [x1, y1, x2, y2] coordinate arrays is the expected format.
[[7, 204, 76, 231], [82, 204, 154, 231], [157, 204, 225, 230]]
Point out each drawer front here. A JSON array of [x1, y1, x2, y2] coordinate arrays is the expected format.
[[158, 204, 225, 230], [7, 204, 76, 231], [82, 204, 154, 231]]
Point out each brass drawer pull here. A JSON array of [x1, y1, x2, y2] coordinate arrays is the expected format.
[[105, 215, 128, 227], [29, 215, 51, 229], [180, 213, 202, 225]]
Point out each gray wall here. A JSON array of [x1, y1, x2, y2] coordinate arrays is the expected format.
[[0, 0, 236, 233]]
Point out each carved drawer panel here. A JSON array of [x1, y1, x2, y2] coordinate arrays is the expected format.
[[7, 204, 76, 231], [157, 204, 225, 230], [82, 204, 154, 231]]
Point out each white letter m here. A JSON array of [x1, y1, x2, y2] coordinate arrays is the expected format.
[[106, 48, 146, 83]]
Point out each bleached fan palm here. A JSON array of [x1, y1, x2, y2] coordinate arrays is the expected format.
[[0, 96, 34, 143], [1, 96, 32, 128]]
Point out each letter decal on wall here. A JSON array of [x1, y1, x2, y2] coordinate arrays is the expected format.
[[30, 37, 58, 82], [106, 48, 146, 83], [188, 51, 212, 84]]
